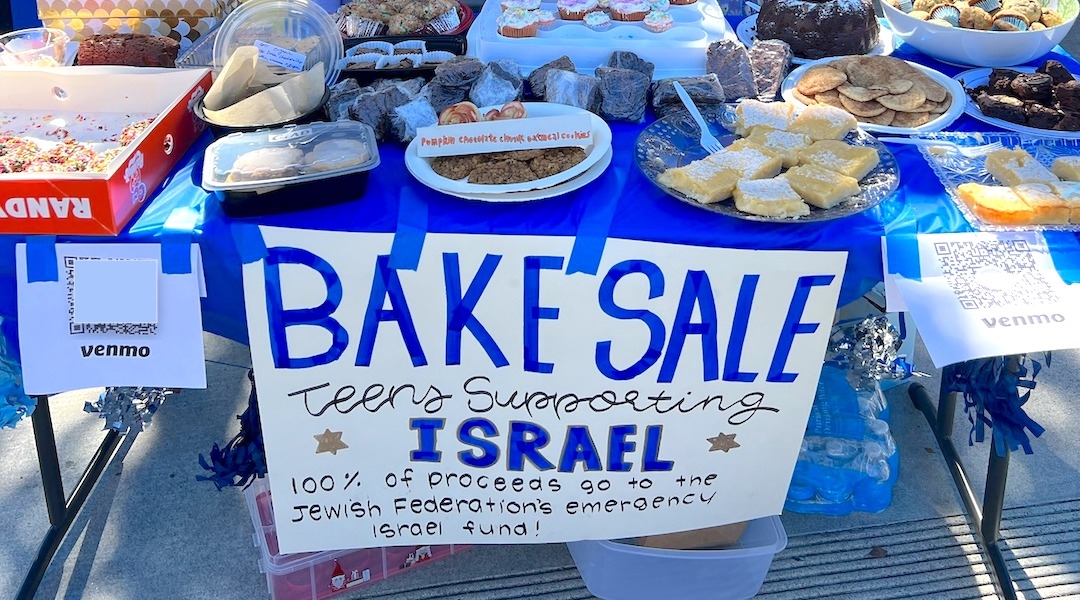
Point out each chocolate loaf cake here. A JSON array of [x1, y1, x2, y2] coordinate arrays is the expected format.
[[77, 33, 180, 68], [755, 0, 879, 61]]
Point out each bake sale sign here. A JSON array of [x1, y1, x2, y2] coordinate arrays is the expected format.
[[242, 226, 846, 553]]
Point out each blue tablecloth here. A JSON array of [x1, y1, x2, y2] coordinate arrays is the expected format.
[[2, 44, 1079, 346]]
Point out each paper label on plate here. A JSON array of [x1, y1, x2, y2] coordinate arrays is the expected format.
[[416, 115, 593, 158], [254, 40, 306, 72]]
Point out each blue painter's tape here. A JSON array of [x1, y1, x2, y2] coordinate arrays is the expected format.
[[567, 155, 625, 276], [232, 224, 267, 264], [1044, 231, 1080, 285], [160, 233, 192, 275], [26, 236, 59, 283], [886, 234, 921, 281], [389, 186, 428, 271]]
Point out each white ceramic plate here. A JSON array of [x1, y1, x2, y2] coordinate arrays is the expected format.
[[781, 56, 967, 135], [409, 146, 613, 202], [736, 15, 895, 66], [404, 102, 612, 194], [954, 66, 1080, 141]]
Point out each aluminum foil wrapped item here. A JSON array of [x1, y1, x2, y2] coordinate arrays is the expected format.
[[349, 82, 418, 141], [84, 387, 172, 434], [596, 66, 649, 123], [527, 55, 575, 99], [748, 39, 793, 101], [375, 77, 425, 96], [391, 96, 439, 142], [706, 39, 758, 101], [826, 316, 911, 391], [544, 69, 600, 112], [469, 60, 524, 108], [651, 75, 725, 118], [327, 78, 364, 121], [433, 56, 485, 88], [606, 51, 654, 82]]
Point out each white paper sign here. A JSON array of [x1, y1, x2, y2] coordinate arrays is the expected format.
[[253, 40, 306, 72], [888, 231, 1080, 367], [73, 258, 159, 324], [16, 243, 207, 395], [415, 114, 593, 157], [242, 227, 846, 553]]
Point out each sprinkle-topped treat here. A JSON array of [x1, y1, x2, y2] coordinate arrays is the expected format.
[[497, 8, 541, 36], [558, 0, 600, 19], [609, 0, 653, 20], [984, 147, 1059, 186], [643, 10, 674, 32], [584, 10, 613, 29], [733, 177, 811, 218]]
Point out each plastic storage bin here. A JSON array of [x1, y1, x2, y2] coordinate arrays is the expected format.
[[244, 477, 467, 600], [566, 516, 787, 600]]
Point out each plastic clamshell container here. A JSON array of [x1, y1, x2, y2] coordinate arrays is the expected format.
[[566, 516, 787, 600], [202, 120, 380, 217], [243, 478, 467, 600], [213, 0, 345, 87]]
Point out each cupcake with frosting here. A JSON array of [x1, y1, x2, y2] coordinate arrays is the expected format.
[[609, 0, 652, 20], [497, 7, 541, 36], [557, 0, 600, 20], [535, 8, 557, 28], [502, 0, 541, 9], [643, 9, 674, 31], [651, 0, 671, 10], [584, 10, 613, 29]]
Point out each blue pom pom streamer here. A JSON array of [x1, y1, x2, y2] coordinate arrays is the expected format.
[[197, 370, 267, 490]]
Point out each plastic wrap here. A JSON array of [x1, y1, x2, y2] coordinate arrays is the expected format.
[[433, 55, 485, 88], [327, 78, 364, 121], [544, 69, 600, 113], [391, 96, 440, 142], [748, 39, 793, 101], [468, 59, 524, 108], [606, 50, 654, 82], [706, 39, 757, 101], [596, 66, 649, 123], [651, 74, 725, 107], [527, 55, 576, 99]]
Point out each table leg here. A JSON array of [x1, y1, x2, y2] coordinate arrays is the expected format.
[[909, 381, 1018, 600], [17, 395, 123, 600]]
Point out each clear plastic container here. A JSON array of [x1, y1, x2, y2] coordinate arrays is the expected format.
[[202, 120, 380, 216], [566, 516, 787, 600], [214, 0, 344, 88], [0, 28, 70, 67]]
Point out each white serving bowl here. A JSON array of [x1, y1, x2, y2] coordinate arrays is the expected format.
[[881, 1, 1077, 67]]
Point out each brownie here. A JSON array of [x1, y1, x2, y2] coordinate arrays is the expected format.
[[1055, 80, 1080, 112], [1010, 73, 1054, 102], [1055, 111, 1080, 131], [1036, 59, 1075, 86], [747, 39, 793, 101], [1024, 101, 1062, 129], [975, 92, 1025, 124], [988, 69, 1021, 94], [76, 33, 179, 68]]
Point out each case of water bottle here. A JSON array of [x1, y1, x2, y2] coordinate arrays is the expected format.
[[785, 365, 899, 515]]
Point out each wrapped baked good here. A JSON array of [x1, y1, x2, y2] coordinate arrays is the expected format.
[[596, 66, 649, 123], [747, 39, 792, 101], [544, 69, 600, 112], [422, 81, 470, 114], [348, 84, 417, 140], [391, 96, 440, 142], [527, 55, 576, 99], [433, 56, 485, 88], [469, 60, 525, 108], [706, 40, 758, 101], [328, 79, 364, 121], [606, 51, 654, 81], [651, 75, 726, 107]]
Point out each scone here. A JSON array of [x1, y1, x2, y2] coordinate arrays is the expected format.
[[956, 182, 1035, 225], [734, 99, 794, 136], [798, 140, 880, 180], [303, 139, 371, 172], [227, 147, 305, 182], [984, 147, 1059, 186], [787, 104, 858, 141], [1012, 183, 1070, 224], [1050, 156, 1080, 181], [744, 127, 812, 168], [733, 177, 809, 218], [783, 163, 861, 209]]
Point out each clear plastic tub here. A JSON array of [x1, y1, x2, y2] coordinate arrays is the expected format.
[[566, 516, 787, 600], [0, 28, 70, 67], [214, 0, 344, 88], [202, 120, 380, 216]]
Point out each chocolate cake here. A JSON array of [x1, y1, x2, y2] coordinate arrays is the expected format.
[[1024, 102, 1062, 129], [77, 33, 180, 68], [755, 0, 879, 61]]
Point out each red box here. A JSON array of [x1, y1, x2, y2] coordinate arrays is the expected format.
[[245, 478, 468, 600], [0, 66, 212, 236]]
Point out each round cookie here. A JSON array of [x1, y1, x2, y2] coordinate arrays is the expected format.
[[228, 147, 304, 182], [303, 139, 371, 172]]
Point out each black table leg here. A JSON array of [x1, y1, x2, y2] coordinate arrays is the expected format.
[[909, 381, 1018, 600], [17, 395, 123, 600]]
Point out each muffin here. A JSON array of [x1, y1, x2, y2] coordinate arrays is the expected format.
[[557, 0, 600, 19], [643, 9, 674, 31], [497, 7, 541, 36]]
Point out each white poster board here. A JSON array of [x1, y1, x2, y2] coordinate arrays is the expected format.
[[242, 227, 846, 553], [15, 243, 207, 394], [887, 231, 1080, 367]]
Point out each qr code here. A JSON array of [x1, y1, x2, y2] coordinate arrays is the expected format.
[[934, 239, 1059, 310], [65, 256, 158, 336]]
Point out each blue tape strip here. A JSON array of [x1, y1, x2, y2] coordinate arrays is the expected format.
[[567, 155, 624, 276], [1044, 231, 1080, 285], [233, 224, 268, 264], [886, 234, 921, 281], [389, 185, 428, 271], [26, 236, 59, 283], [161, 233, 192, 275]]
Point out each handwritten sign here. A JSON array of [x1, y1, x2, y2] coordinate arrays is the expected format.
[[253, 40, 306, 72], [415, 115, 593, 158], [242, 227, 846, 553], [887, 231, 1080, 367]]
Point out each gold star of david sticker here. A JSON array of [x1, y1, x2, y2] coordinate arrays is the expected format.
[[313, 429, 349, 455], [707, 432, 740, 453]]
